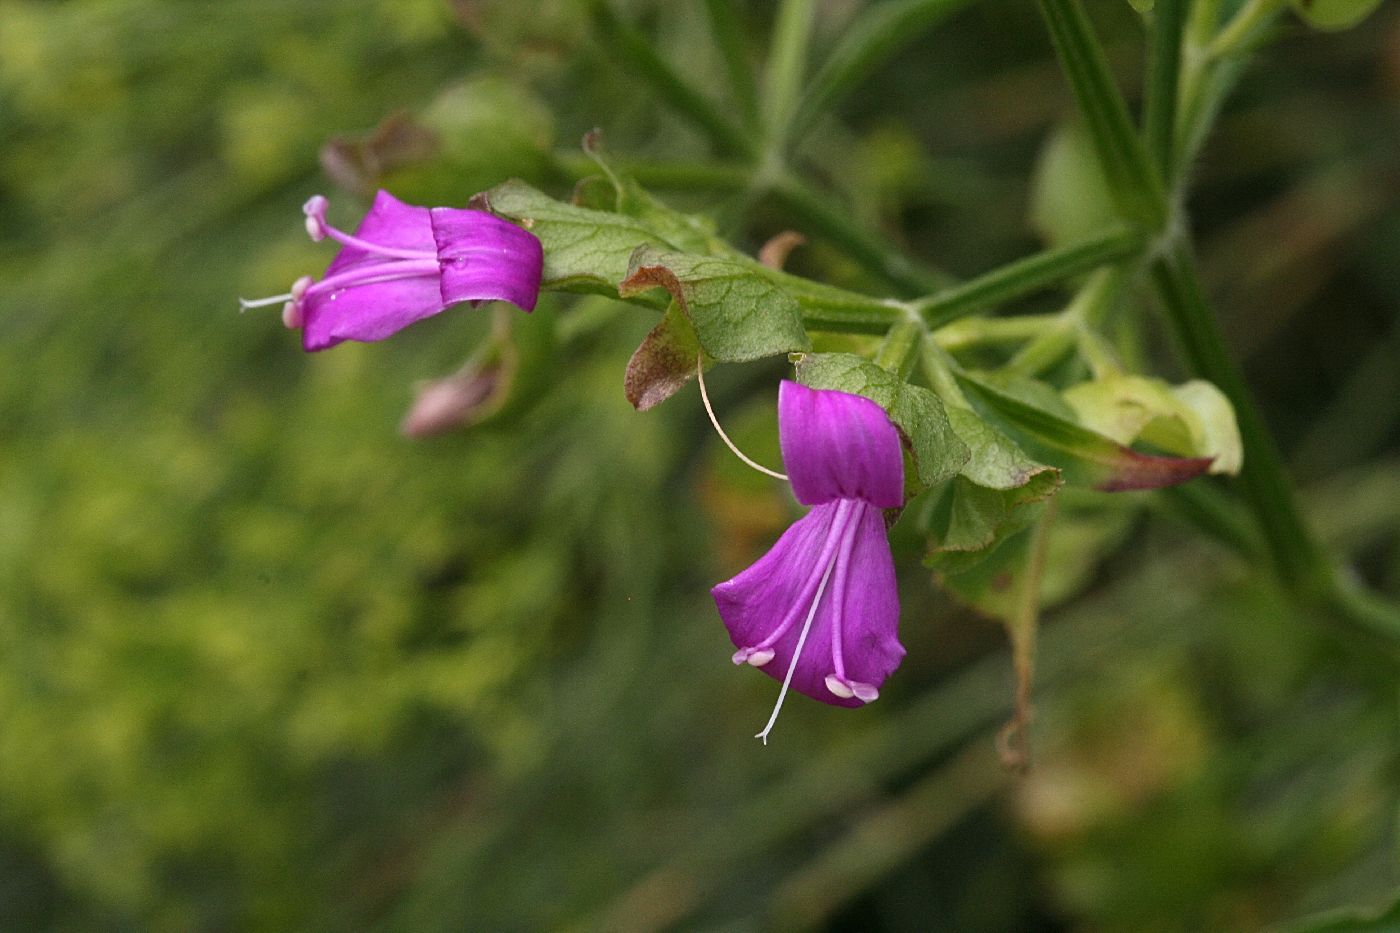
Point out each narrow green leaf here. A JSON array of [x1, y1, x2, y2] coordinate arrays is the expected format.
[[619, 246, 811, 363], [794, 352, 970, 491]]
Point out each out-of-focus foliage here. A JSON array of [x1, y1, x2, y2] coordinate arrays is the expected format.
[[2, 0, 1399, 931]]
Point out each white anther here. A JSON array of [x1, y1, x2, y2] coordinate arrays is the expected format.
[[302, 195, 329, 241], [851, 682, 879, 704], [290, 275, 313, 300], [824, 675, 855, 699], [745, 649, 775, 668], [281, 301, 304, 330]]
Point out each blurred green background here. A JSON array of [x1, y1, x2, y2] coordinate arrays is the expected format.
[[1, 0, 1398, 929]]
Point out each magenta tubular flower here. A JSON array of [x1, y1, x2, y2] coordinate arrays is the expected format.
[[242, 191, 542, 351], [713, 381, 906, 738]]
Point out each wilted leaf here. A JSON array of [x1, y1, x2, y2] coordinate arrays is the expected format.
[[624, 302, 704, 411], [793, 352, 970, 492], [620, 246, 810, 364]]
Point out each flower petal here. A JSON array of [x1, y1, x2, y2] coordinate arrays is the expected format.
[[326, 190, 436, 271], [712, 500, 904, 707], [779, 381, 904, 508], [302, 192, 444, 351], [430, 208, 543, 312], [301, 273, 445, 351]]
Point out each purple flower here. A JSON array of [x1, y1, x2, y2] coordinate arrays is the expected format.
[[242, 191, 542, 352], [713, 381, 906, 739]]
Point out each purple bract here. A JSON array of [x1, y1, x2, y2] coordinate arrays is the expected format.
[[712, 381, 906, 739], [244, 191, 542, 352]]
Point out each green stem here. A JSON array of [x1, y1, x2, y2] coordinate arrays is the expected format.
[[768, 175, 950, 296], [933, 313, 1061, 351], [589, 0, 756, 160], [1148, 242, 1332, 598], [1144, 0, 1186, 180], [920, 335, 971, 409], [763, 0, 817, 148], [911, 227, 1143, 330], [703, 0, 761, 131], [874, 321, 924, 379], [1036, 0, 1167, 229], [1208, 0, 1287, 59]]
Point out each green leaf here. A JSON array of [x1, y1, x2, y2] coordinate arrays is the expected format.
[[1063, 373, 1242, 474], [619, 246, 811, 364], [623, 302, 705, 411], [937, 488, 1133, 616], [1290, 0, 1385, 30], [483, 180, 678, 298], [958, 370, 1214, 490], [922, 407, 1061, 570], [793, 352, 970, 492]]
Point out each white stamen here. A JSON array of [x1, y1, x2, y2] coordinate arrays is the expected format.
[[290, 275, 313, 300], [745, 649, 775, 668], [754, 551, 838, 746], [238, 292, 294, 311], [303, 195, 329, 241], [824, 675, 855, 699], [851, 682, 879, 703], [696, 356, 788, 482], [281, 301, 304, 330]]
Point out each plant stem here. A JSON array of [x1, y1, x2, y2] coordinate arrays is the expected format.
[[910, 227, 1143, 329], [763, 0, 817, 149], [1036, 0, 1167, 229], [703, 0, 761, 132], [874, 321, 924, 379], [1144, 0, 1186, 180], [589, 0, 756, 160], [932, 313, 1061, 352], [1147, 242, 1333, 599], [1208, 0, 1287, 59]]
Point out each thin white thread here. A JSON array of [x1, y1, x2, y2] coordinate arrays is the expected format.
[[695, 356, 788, 482], [754, 550, 838, 745]]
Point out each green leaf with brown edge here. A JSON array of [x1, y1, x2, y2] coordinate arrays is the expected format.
[[793, 352, 969, 494], [957, 370, 1214, 490], [482, 180, 677, 300], [619, 246, 811, 365], [624, 301, 706, 411]]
